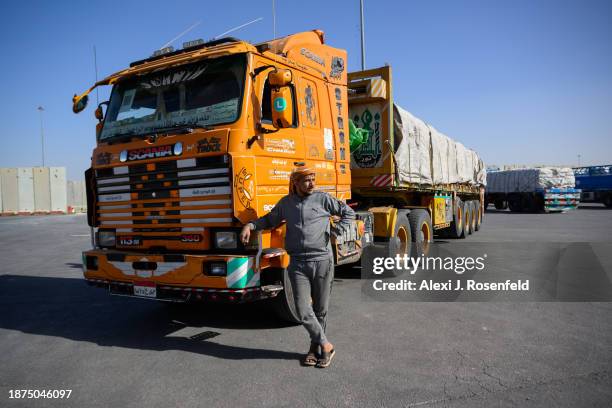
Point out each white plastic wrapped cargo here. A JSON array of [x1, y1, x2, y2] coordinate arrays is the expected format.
[[537, 167, 575, 189], [393, 105, 433, 185], [430, 127, 451, 184], [1, 168, 19, 213], [17, 168, 35, 213], [486, 167, 575, 193], [455, 142, 471, 184], [470, 150, 482, 186], [476, 157, 487, 186], [33, 167, 51, 212], [50, 167, 67, 213]]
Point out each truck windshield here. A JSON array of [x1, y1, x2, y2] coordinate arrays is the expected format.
[[100, 54, 246, 141]]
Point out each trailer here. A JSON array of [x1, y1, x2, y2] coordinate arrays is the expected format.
[[574, 165, 612, 207], [486, 167, 580, 212]]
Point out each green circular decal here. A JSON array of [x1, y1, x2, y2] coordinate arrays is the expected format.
[[273, 97, 287, 112]]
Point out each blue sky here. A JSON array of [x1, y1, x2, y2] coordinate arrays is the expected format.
[[1, 0, 610, 179]]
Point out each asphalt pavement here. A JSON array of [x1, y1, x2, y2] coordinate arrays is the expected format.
[[1, 206, 611, 407]]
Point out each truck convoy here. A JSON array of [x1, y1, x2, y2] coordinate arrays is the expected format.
[[72, 30, 485, 321], [573, 165, 612, 207], [485, 167, 580, 212]]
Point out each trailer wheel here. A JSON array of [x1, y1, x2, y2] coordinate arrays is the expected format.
[[604, 194, 612, 208], [268, 268, 301, 324], [448, 200, 464, 239], [473, 201, 482, 231], [409, 209, 433, 256], [464, 203, 473, 235]]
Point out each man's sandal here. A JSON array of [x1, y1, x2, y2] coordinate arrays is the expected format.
[[316, 348, 335, 368], [302, 344, 319, 366]]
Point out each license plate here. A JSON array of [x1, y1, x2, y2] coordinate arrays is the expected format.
[[134, 282, 156, 298]]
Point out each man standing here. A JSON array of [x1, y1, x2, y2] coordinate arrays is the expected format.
[[239, 165, 355, 368]]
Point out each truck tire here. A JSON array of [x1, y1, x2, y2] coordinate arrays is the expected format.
[[508, 195, 523, 212], [374, 210, 412, 278], [408, 209, 433, 256], [269, 268, 301, 324], [473, 201, 482, 231], [604, 194, 612, 208], [464, 203, 473, 235], [391, 210, 412, 259], [494, 199, 506, 210], [447, 200, 464, 239]]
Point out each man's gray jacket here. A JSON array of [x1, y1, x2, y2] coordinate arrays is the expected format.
[[250, 192, 356, 261]]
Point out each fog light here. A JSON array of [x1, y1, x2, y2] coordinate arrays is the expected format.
[[215, 231, 237, 249], [207, 262, 227, 276], [98, 230, 116, 247]]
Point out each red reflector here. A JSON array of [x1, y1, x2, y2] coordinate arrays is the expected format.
[[228, 295, 235, 301]]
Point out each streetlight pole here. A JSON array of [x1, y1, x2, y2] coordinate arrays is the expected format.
[[37, 106, 45, 167], [360, 0, 366, 70]]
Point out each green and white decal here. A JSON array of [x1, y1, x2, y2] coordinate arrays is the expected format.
[[226, 257, 259, 289]]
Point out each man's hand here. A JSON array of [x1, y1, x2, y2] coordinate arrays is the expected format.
[[240, 224, 253, 245]]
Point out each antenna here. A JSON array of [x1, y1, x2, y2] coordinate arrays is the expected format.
[[272, 0, 276, 38], [213, 17, 263, 40], [93, 45, 99, 105], [159, 21, 202, 50]]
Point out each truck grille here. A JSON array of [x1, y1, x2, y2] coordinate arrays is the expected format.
[[94, 156, 233, 245]]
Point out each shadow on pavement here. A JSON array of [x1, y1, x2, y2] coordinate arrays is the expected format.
[[0, 274, 302, 361]]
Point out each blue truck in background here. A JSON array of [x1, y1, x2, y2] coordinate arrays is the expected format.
[[574, 165, 612, 208]]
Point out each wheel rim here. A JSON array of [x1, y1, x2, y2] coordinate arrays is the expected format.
[[420, 221, 431, 252], [397, 226, 409, 254]]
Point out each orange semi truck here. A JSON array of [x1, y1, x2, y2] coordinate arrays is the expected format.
[[73, 30, 485, 321]]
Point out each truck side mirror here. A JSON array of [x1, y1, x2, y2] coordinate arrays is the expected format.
[[268, 69, 294, 128], [95, 101, 109, 122], [271, 86, 294, 128], [95, 106, 104, 121], [72, 94, 89, 113]]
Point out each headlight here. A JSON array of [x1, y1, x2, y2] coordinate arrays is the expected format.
[[207, 262, 227, 276], [215, 231, 237, 249], [97, 230, 116, 247]]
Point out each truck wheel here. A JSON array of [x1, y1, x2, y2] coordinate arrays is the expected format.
[[473, 201, 482, 231], [494, 199, 506, 210], [463, 203, 473, 235], [391, 211, 412, 258], [269, 268, 301, 324], [377, 210, 412, 278], [409, 209, 433, 256], [604, 195, 612, 208], [508, 196, 522, 212], [448, 200, 464, 239]]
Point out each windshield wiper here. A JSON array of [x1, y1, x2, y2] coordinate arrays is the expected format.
[[103, 130, 137, 144], [147, 124, 197, 135]]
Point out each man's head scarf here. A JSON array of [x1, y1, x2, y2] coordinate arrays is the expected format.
[[289, 165, 315, 195]]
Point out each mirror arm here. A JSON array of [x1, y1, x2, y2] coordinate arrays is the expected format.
[[251, 65, 275, 80]]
